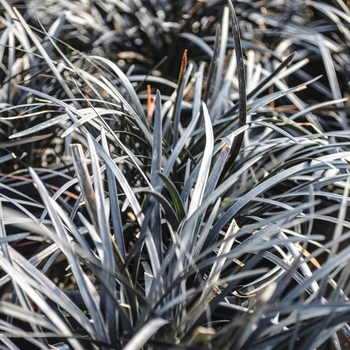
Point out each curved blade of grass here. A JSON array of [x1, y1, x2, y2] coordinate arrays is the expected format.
[[123, 318, 168, 350], [157, 172, 185, 223], [252, 120, 298, 143], [134, 56, 170, 92], [87, 133, 117, 341], [70, 144, 98, 228], [9, 113, 69, 139], [0, 153, 15, 164], [192, 198, 221, 259], [141, 261, 153, 299], [204, 139, 232, 203], [0, 233, 29, 244], [229, 0, 246, 125], [137, 188, 179, 230], [41, 14, 66, 56], [186, 141, 232, 258], [277, 230, 319, 293], [221, 0, 247, 178], [179, 33, 214, 56], [152, 91, 163, 188], [61, 107, 125, 138], [289, 97, 348, 121], [191, 62, 205, 134], [316, 34, 347, 128], [150, 90, 163, 258], [89, 56, 147, 127], [1, 133, 53, 148], [187, 103, 213, 218], [163, 102, 200, 177], [201, 218, 239, 301], [212, 6, 229, 101], [210, 45, 237, 120], [0, 197, 55, 244], [100, 129, 126, 260], [177, 102, 213, 270], [203, 25, 220, 104], [181, 160, 200, 206]]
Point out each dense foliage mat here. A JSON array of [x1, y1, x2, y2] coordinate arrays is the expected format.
[[0, 0, 350, 349]]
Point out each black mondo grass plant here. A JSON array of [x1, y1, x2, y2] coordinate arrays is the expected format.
[[0, 0, 350, 349]]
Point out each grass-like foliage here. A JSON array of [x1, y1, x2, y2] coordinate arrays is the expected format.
[[1, 0, 350, 349]]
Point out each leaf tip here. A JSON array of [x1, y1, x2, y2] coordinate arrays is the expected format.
[[178, 49, 188, 81]]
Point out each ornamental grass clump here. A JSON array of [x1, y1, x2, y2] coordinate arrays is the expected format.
[[0, 0, 350, 349]]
